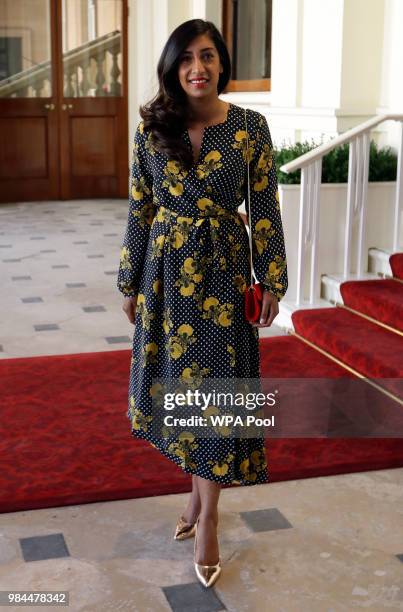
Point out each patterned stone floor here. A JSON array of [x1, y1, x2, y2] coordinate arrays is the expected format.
[[0, 199, 286, 360], [0, 200, 401, 611]]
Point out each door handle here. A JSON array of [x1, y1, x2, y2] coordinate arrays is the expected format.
[[44, 103, 55, 110], [62, 104, 74, 110]]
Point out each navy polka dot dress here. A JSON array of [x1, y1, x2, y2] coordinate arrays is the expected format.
[[117, 102, 288, 485]]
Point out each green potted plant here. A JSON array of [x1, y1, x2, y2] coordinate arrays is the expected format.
[[275, 139, 397, 184]]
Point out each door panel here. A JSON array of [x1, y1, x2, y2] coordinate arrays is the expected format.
[[71, 117, 116, 176], [0, 0, 59, 201], [63, 99, 122, 198], [1, 116, 48, 178]]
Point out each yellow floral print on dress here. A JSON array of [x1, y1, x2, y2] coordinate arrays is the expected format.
[[162, 159, 188, 196], [208, 453, 235, 477], [264, 255, 287, 299], [226, 344, 236, 367], [203, 406, 233, 437], [162, 307, 174, 334], [180, 362, 210, 390], [253, 218, 276, 255], [119, 246, 132, 270], [144, 131, 156, 156], [232, 129, 255, 163], [166, 323, 197, 360], [168, 432, 199, 470], [131, 175, 151, 201], [202, 297, 234, 327], [175, 255, 206, 297], [131, 201, 155, 228], [165, 216, 194, 251], [150, 234, 165, 260], [135, 293, 155, 331], [196, 150, 223, 180], [141, 342, 158, 367], [152, 278, 163, 298], [129, 396, 153, 432]]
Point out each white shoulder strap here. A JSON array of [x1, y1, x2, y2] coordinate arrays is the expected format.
[[244, 107, 254, 286]]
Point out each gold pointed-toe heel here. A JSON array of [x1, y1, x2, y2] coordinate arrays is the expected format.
[[174, 515, 197, 540], [193, 518, 222, 588]]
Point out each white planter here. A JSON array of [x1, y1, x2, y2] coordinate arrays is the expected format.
[[277, 180, 399, 303]]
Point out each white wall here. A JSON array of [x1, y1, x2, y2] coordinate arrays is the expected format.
[[376, 0, 403, 149], [301, 0, 344, 108], [270, 0, 345, 110], [340, 0, 385, 113], [269, 0, 299, 108], [379, 0, 403, 113], [205, 0, 222, 28]]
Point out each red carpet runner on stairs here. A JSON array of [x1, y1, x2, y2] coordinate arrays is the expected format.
[[390, 252, 403, 279], [340, 278, 403, 332], [1, 334, 402, 513], [292, 306, 403, 395]]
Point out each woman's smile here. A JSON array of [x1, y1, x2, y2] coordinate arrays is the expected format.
[[188, 78, 210, 88]]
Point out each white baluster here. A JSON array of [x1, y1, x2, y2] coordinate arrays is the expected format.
[[343, 138, 357, 277], [296, 167, 308, 305], [309, 159, 322, 303], [357, 132, 370, 276], [393, 121, 403, 252]]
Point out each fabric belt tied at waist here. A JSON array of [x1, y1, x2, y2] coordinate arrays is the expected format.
[[156, 204, 243, 270]]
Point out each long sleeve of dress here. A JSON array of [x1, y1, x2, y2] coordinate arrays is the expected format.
[[245, 112, 288, 302], [117, 121, 156, 297]]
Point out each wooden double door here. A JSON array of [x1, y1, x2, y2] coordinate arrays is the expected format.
[[0, 0, 128, 202]]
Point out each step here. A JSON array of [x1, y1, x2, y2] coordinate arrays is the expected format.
[[260, 335, 353, 378], [368, 247, 393, 276], [275, 297, 333, 331], [390, 252, 403, 280], [258, 324, 289, 339], [259, 334, 403, 437], [321, 272, 379, 304], [340, 279, 403, 332], [292, 307, 403, 396]]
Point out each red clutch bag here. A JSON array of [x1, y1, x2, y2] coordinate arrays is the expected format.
[[243, 108, 264, 323], [244, 282, 264, 322]]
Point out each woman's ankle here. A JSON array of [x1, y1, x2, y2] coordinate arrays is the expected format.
[[198, 511, 218, 526], [182, 498, 201, 523]]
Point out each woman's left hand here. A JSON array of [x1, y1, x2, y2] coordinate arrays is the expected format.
[[251, 290, 279, 327]]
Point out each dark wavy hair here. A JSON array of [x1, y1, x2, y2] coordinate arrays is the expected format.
[[139, 19, 231, 171]]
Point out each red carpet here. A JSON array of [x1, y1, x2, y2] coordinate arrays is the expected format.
[[340, 279, 403, 331], [0, 350, 193, 514], [1, 339, 403, 514], [390, 252, 403, 280]]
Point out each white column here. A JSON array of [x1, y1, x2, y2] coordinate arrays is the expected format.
[[191, 0, 207, 20], [270, 0, 301, 108], [128, 0, 154, 152], [379, 0, 403, 113]]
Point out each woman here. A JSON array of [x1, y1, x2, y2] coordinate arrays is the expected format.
[[117, 18, 288, 588]]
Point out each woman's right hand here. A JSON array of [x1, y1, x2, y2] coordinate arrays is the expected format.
[[122, 295, 137, 324]]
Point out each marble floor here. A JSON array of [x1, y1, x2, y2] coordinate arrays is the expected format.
[[0, 199, 402, 611], [0, 199, 286, 360]]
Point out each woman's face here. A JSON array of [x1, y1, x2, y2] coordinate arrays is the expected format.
[[177, 33, 223, 102]]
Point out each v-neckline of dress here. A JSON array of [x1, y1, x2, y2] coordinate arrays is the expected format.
[[184, 102, 233, 167]]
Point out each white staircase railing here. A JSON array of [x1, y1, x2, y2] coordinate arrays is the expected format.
[[0, 30, 121, 98], [280, 114, 403, 306]]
